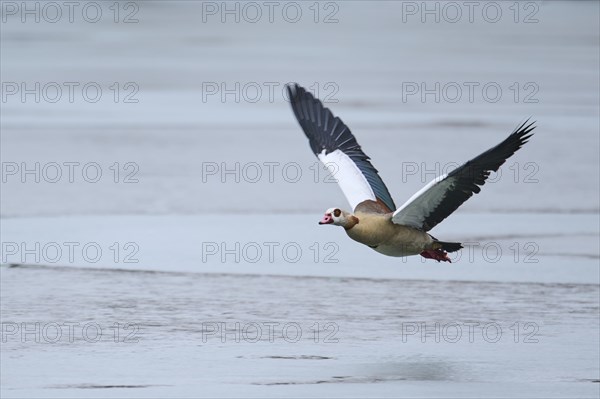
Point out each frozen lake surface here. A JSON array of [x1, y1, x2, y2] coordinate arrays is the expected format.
[[2, 264, 599, 398], [1, 0, 599, 397]]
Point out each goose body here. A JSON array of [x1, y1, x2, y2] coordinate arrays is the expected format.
[[347, 212, 433, 257], [287, 84, 535, 262]]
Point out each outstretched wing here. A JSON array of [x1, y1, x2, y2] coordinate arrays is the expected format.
[[287, 83, 396, 213], [392, 120, 536, 231]]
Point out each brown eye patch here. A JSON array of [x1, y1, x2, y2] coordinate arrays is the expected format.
[[333, 209, 341, 217]]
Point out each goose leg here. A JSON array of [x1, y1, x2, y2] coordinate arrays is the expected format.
[[420, 249, 452, 263]]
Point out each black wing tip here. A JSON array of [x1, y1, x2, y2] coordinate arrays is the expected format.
[[493, 118, 537, 164], [287, 83, 321, 119], [286, 82, 299, 99], [513, 118, 537, 143], [286, 83, 311, 103]]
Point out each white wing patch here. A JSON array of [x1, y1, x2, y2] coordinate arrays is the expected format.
[[318, 149, 376, 211], [392, 173, 453, 228]]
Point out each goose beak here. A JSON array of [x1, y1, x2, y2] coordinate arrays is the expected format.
[[319, 213, 333, 225]]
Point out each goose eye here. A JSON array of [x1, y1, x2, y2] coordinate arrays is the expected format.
[[333, 209, 341, 217]]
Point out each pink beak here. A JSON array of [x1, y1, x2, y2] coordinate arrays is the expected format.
[[319, 213, 333, 225]]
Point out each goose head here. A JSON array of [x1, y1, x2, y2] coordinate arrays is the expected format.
[[319, 208, 358, 229]]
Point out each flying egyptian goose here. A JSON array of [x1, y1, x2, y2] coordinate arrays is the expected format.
[[287, 83, 535, 262]]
